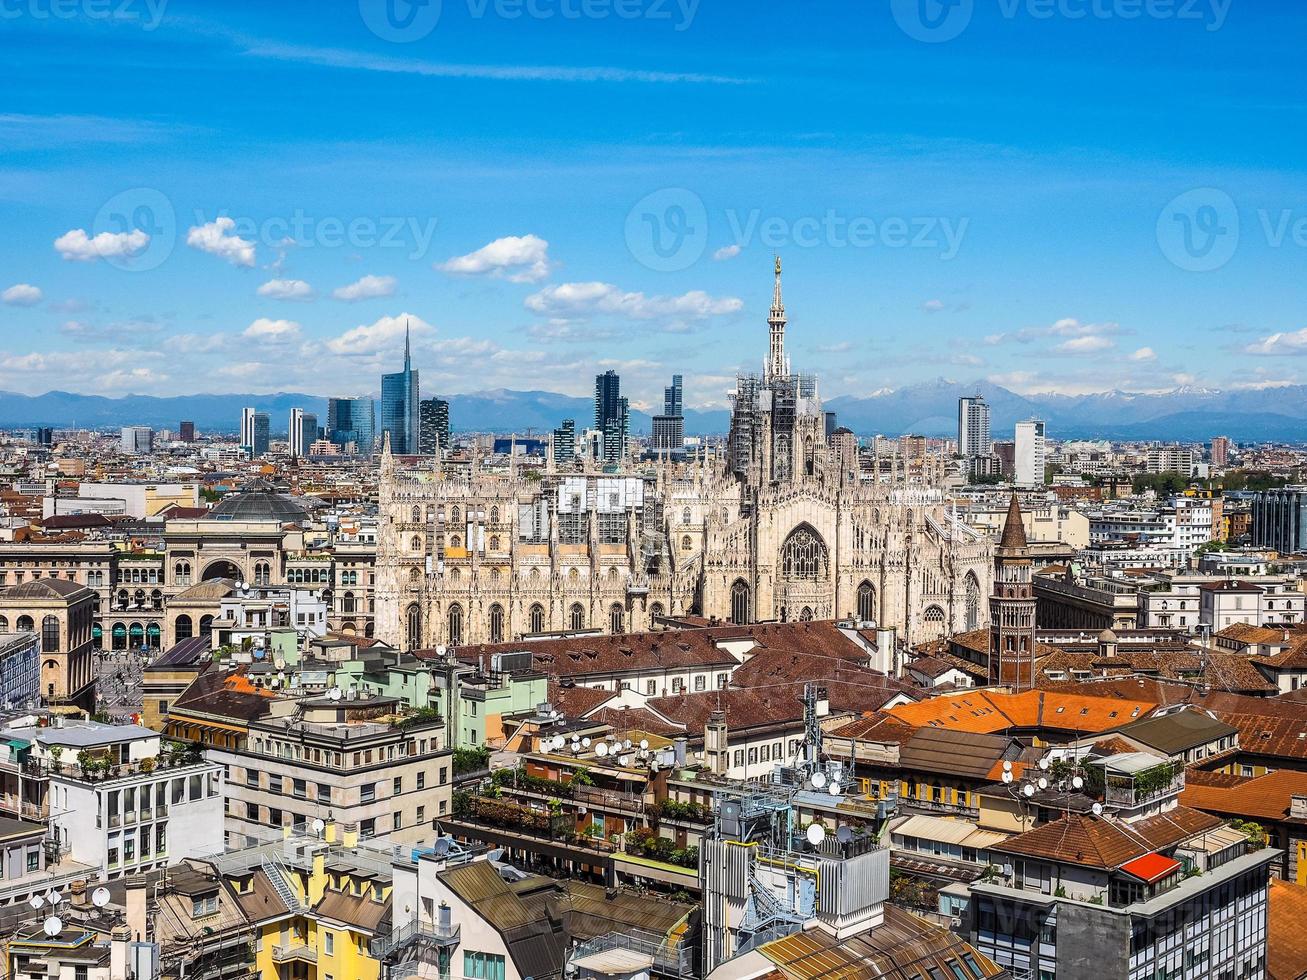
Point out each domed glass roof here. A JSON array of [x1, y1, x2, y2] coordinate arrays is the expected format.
[[205, 480, 311, 523]]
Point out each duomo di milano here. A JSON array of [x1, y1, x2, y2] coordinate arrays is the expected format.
[[375, 260, 993, 651]]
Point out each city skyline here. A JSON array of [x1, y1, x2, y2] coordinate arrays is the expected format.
[[3, 2, 1307, 412]]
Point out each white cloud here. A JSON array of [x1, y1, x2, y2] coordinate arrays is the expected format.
[[1054, 335, 1114, 354], [54, 228, 149, 262], [332, 274, 397, 302], [1129, 346, 1157, 361], [437, 235, 552, 283], [327, 313, 433, 356], [1, 283, 42, 306], [186, 217, 256, 267], [987, 317, 1122, 348], [257, 278, 314, 301], [0, 349, 166, 393], [243, 318, 302, 341], [713, 244, 741, 261], [1245, 328, 1307, 356], [524, 282, 743, 322], [921, 299, 945, 313]]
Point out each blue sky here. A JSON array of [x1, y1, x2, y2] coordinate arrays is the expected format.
[[2, 0, 1305, 410]]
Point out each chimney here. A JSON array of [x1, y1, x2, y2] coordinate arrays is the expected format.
[[343, 821, 359, 848], [1291, 795, 1307, 820], [110, 926, 132, 980], [705, 711, 729, 776], [124, 874, 147, 941], [323, 818, 338, 844]]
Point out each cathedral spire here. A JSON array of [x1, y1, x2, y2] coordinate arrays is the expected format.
[[767, 256, 786, 380]]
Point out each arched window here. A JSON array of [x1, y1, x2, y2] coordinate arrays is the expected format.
[[568, 568, 579, 583], [451, 506, 461, 523], [682, 507, 692, 524], [16, 615, 33, 632], [111, 622, 126, 650], [490, 536, 500, 551], [342, 592, 356, 614], [781, 526, 827, 580], [857, 581, 876, 623], [529, 603, 545, 633], [450, 535, 462, 549], [489, 604, 504, 643], [151, 589, 163, 610], [175, 615, 193, 641], [409, 567, 421, 585], [731, 580, 751, 625], [253, 562, 270, 586], [570, 603, 585, 631], [147, 623, 160, 648], [199, 615, 214, 638], [410, 535, 422, 552], [965, 572, 981, 631], [490, 506, 499, 523], [650, 601, 664, 621], [681, 535, 692, 550], [922, 605, 946, 642], [129, 622, 144, 648], [174, 561, 191, 586], [411, 505, 421, 523], [447, 603, 463, 645], [41, 615, 59, 653], [799, 606, 814, 622], [0, 616, 8, 632], [407, 603, 422, 649], [609, 603, 624, 633]]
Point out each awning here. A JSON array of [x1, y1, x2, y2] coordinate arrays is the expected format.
[[1120, 852, 1180, 884]]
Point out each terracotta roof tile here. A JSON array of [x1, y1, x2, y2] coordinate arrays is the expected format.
[[1268, 879, 1307, 980]]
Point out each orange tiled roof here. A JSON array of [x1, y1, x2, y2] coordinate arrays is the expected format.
[[1268, 880, 1307, 980], [885, 690, 1156, 736], [1181, 768, 1307, 824]]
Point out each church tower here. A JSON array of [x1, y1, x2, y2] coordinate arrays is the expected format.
[[989, 494, 1036, 688]]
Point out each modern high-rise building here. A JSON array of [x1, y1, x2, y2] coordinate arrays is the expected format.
[[594, 370, 628, 462], [1211, 434, 1232, 468], [957, 394, 991, 458], [327, 396, 375, 454], [1014, 419, 1046, 487], [824, 411, 837, 440], [240, 407, 270, 458], [179, 421, 195, 443], [289, 408, 318, 458], [552, 418, 576, 464], [651, 372, 685, 456], [380, 324, 420, 455], [119, 426, 153, 455], [419, 397, 450, 456], [34, 427, 53, 447]]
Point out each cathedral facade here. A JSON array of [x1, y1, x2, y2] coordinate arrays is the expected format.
[[374, 261, 993, 651]]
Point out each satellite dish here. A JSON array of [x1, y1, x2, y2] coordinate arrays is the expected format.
[[433, 838, 451, 856], [43, 917, 62, 937], [639, 739, 649, 750], [91, 887, 111, 909], [623, 740, 633, 750], [29, 896, 43, 910], [1001, 771, 1013, 784], [811, 771, 827, 789], [1037, 777, 1049, 790], [828, 782, 843, 797], [1038, 757, 1050, 771], [1002, 761, 1012, 772], [805, 823, 827, 846], [1071, 776, 1084, 790], [1092, 802, 1104, 816], [47, 890, 62, 905], [312, 818, 326, 834], [252, 647, 266, 660], [836, 826, 854, 844], [581, 737, 591, 748], [650, 760, 660, 772], [595, 743, 608, 757], [328, 687, 342, 701], [1022, 784, 1036, 797], [553, 735, 566, 750], [436, 645, 448, 658]]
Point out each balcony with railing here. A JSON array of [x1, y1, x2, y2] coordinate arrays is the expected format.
[[272, 943, 317, 965]]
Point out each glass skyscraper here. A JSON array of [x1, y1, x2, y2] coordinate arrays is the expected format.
[[327, 396, 375, 454], [380, 324, 420, 455], [594, 369, 629, 462]]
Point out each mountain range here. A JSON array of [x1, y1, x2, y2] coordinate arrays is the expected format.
[[1, 381, 1305, 442]]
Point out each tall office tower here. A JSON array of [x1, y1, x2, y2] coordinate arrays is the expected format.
[[327, 396, 375, 453], [652, 372, 685, 456], [824, 412, 837, 440], [553, 418, 576, 464], [663, 374, 683, 418], [1014, 419, 1047, 487], [419, 397, 450, 456], [34, 427, 53, 447], [119, 426, 154, 455], [380, 324, 420, 455], [594, 370, 629, 462], [289, 409, 318, 458], [1211, 435, 1231, 468], [958, 394, 991, 458], [179, 421, 195, 443], [240, 407, 270, 458]]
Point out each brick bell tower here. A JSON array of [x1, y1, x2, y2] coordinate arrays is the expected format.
[[989, 494, 1036, 689]]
